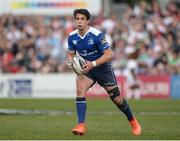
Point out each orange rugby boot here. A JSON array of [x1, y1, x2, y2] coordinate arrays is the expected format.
[[130, 117, 141, 136], [72, 123, 87, 135]]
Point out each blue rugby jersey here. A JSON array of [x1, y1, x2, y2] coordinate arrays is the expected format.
[[68, 27, 110, 61]]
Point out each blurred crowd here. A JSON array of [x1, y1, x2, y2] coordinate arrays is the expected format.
[[0, 0, 179, 74]]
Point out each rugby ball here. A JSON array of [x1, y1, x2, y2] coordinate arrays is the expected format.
[[72, 56, 87, 75]]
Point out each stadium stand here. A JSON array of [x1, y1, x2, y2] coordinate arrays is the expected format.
[[0, 0, 179, 74]]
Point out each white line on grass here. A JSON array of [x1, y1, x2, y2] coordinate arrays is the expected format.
[[0, 109, 180, 116]]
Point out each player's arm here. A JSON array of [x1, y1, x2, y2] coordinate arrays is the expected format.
[[67, 50, 75, 61], [83, 34, 114, 73], [93, 33, 114, 66], [83, 48, 114, 73], [67, 35, 76, 67], [92, 48, 114, 66], [66, 50, 75, 67]]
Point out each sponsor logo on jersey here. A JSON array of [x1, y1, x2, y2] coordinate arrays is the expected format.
[[80, 50, 98, 57], [88, 38, 94, 45], [72, 40, 77, 45], [100, 36, 108, 45]]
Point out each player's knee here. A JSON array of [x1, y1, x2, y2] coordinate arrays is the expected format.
[[76, 87, 85, 97], [108, 87, 123, 104]]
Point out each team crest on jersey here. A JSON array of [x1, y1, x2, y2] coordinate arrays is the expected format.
[[72, 40, 77, 45], [100, 36, 108, 45], [88, 38, 94, 45]]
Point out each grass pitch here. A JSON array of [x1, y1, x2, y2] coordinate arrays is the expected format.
[[0, 98, 179, 140]]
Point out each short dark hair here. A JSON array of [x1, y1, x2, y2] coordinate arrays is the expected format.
[[73, 9, 91, 20]]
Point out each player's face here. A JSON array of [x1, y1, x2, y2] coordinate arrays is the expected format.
[[75, 13, 89, 30]]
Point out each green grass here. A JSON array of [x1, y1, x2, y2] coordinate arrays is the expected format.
[[0, 98, 179, 140]]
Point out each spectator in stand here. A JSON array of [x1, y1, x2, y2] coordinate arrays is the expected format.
[[0, 0, 179, 75]]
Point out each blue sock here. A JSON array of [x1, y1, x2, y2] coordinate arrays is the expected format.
[[75, 97, 86, 123], [118, 99, 133, 121]]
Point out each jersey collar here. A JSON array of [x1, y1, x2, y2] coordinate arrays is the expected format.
[[77, 27, 91, 39]]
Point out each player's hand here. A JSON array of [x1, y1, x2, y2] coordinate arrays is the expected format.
[[66, 59, 73, 69], [82, 61, 93, 74]]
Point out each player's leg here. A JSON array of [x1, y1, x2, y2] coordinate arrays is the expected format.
[[104, 85, 141, 135], [72, 75, 94, 135], [105, 86, 133, 120], [93, 63, 134, 121], [75, 75, 93, 124], [93, 62, 141, 135]]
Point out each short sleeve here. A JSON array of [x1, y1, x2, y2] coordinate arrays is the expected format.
[[68, 36, 75, 51], [97, 33, 110, 52]]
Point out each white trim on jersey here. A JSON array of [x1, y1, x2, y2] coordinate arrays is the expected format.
[[89, 27, 101, 36], [69, 26, 101, 39], [77, 27, 90, 39], [69, 29, 78, 36]]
